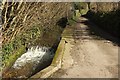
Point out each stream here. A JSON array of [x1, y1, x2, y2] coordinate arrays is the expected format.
[[2, 16, 68, 79]]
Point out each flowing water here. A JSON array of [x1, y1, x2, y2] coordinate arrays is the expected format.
[[12, 46, 54, 69], [3, 46, 57, 78]]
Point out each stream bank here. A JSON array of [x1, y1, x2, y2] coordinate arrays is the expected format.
[[2, 2, 72, 79], [2, 16, 69, 79]]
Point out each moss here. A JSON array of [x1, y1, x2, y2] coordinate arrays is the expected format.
[[51, 40, 65, 65], [2, 42, 14, 57], [3, 45, 26, 69], [67, 2, 89, 25], [68, 17, 77, 26], [74, 2, 89, 15], [80, 9, 88, 15], [67, 9, 78, 25], [2, 24, 42, 68]]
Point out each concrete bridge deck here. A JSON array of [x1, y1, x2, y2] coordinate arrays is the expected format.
[[49, 17, 119, 78]]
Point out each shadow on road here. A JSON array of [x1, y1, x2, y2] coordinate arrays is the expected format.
[[79, 17, 120, 46]]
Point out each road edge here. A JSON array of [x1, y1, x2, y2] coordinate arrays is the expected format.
[[30, 39, 66, 78]]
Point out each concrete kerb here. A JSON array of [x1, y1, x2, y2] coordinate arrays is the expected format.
[[30, 39, 66, 78]]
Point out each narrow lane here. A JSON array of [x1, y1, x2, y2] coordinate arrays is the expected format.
[[50, 17, 118, 78]]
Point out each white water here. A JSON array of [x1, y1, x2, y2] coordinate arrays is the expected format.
[[13, 46, 53, 69]]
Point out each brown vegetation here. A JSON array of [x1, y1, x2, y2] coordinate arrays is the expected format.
[[1, 2, 71, 77]]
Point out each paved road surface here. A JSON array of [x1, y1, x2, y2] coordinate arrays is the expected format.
[[50, 17, 119, 78]]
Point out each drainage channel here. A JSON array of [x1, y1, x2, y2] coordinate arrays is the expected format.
[[2, 36, 62, 79], [2, 17, 68, 79]]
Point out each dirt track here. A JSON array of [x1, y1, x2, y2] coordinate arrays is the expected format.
[[50, 17, 119, 78]]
